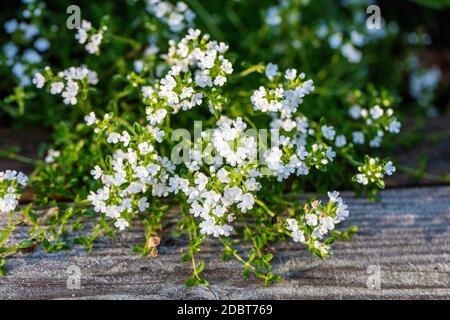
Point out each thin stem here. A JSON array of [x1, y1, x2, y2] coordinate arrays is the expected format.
[[218, 238, 256, 272], [237, 64, 265, 78], [0, 149, 37, 165], [255, 198, 275, 217], [108, 34, 141, 49], [397, 164, 450, 183], [186, 214, 202, 281], [241, 215, 262, 257]]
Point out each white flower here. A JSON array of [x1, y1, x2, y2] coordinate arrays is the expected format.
[[306, 214, 318, 226], [16, 172, 28, 186], [264, 146, 282, 171], [194, 173, 208, 191], [335, 135, 347, 147], [138, 142, 154, 155], [107, 132, 121, 144], [356, 173, 368, 185], [370, 136, 382, 148], [32, 72, 45, 88], [128, 182, 145, 194], [216, 167, 230, 183], [4, 19, 18, 34], [0, 170, 28, 213], [120, 131, 131, 147], [327, 190, 343, 203], [237, 193, 254, 213], [50, 82, 64, 94], [199, 218, 233, 237], [370, 105, 384, 120], [90, 165, 103, 180], [265, 7, 281, 26], [388, 119, 401, 134], [114, 218, 129, 231], [34, 38, 50, 52], [351, 31, 364, 46], [23, 49, 41, 64], [212, 205, 226, 217], [329, 33, 343, 48], [349, 105, 362, 119], [84, 112, 97, 126], [326, 147, 336, 161], [138, 197, 150, 212], [352, 131, 365, 144], [45, 149, 61, 163], [319, 216, 335, 232], [285, 68, 297, 80], [341, 43, 362, 63], [383, 161, 396, 175], [286, 218, 306, 243], [244, 178, 261, 191], [321, 125, 336, 140], [142, 86, 154, 98], [265, 63, 278, 80]]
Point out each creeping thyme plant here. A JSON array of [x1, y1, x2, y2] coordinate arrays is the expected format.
[[0, 0, 448, 285]]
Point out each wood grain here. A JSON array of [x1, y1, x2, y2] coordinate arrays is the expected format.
[[0, 186, 449, 300]]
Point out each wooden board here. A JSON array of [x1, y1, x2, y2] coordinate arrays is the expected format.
[[0, 186, 449, 300]]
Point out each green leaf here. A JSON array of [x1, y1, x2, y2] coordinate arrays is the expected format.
[[0, 258, 6, 277], [18, 239, 33, 249], [185, 276, 197, 287], [376, 179, 385, 189], [197, 261, 205, 273], [181, 252, 192, 262]]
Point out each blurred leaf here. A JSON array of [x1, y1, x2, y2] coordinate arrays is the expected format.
[[411, 0, 450, 9]]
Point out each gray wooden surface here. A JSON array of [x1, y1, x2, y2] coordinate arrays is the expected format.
[[0, 186, 449, 300]]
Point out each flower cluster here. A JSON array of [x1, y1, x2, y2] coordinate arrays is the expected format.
[[286, 191, 349, 257], [353, 156, 395, 188], [2, 1, 50, 86], [252, 66, 314, 117], [0, 171, 28, 214], [85, 25, 355, 241], [33, 65, 98, 105], [408, 55, 441, 116], [338, 86, 402, 150], [146, 0, 195, 33], [262, 0, 395, 64], [87, 112, 260, 237], [251, 64, 336, 180], [75, 20, 106, 55], [142, 29, 233, 114], [317, 24, 364, 64]]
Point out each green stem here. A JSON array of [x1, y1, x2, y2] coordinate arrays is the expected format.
[[255, 199, 275, 217], [108, 34, 141, 49], [237, 64, 265, 78], [219, 237, 257, 273], [0, 149, 37, 165], [397, 164, 450, 183]]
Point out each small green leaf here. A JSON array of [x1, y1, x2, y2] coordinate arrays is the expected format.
[[18, 239, 33, 249]]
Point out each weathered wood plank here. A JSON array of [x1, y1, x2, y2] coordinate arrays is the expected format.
[[0, 186, 449, 300]]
